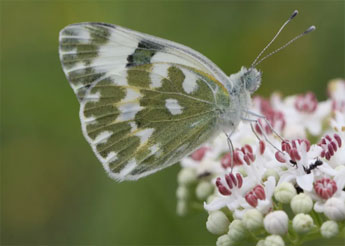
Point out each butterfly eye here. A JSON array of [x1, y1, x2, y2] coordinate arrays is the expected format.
[[246, 79, 258, 93], [245, 70, 261, 93]]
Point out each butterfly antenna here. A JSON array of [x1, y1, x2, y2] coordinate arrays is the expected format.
[[250, 10, 299, 68], [254, 25, 315, 67]]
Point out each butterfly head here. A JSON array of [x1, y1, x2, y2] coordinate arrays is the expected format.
[[242, 67, 262, 94], [228, 67, 261, 95]]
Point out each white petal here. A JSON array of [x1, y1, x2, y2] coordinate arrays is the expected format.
[[306, 120, 321, 135], [257, 200, 272, 214], [233, 208, 246, 219], [278, 173, 295, 185], [227, 197, 243, 210], [204, 197, 228, 211], [296, 173, 314, 191], [309, 144, 323, 157], [334, 168, 345, 191], [264, 176, 276, 198], [318, 162, 337, 176]]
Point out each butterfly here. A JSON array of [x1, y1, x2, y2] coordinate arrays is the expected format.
[[59, 11, 314, 181]]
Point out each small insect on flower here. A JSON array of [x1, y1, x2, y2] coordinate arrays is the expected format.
[[59, 10, 315, 181], [303, 159, 323, 174]]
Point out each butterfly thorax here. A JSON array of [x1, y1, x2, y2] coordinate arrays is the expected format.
[[218, 67, 262, 132]]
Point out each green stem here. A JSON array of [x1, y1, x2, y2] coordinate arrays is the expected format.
[[310, 210, 322, 227]]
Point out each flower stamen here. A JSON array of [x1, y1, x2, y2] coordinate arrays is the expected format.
[[275, 139, 310, 163], [319, 134, 342, 160], [295, 92, 318, 113], [216, 173, 243, 196], [245, 185, 266, 207]]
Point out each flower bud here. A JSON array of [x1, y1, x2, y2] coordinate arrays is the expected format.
[[323, 197, 345, 221], [228, 219, 246, 241], [242, 209, 263, 231], [274, 182, 296, 204], [290, 193, 313, 214], [263, 169, 280, 183], [206, 211, 230, 235], [320, 220, 339, 238], [264, 235, 285, 246], [207, 194, 217, 203], [256, 240, 265, 246], [176, 185, 189, 201], [292, 214, 314, 233], [177, 168, 197, 186], [176, 200, 188, 216], [264, 211, 289, 235], [196, 181, 214, 200], [216, 234, 234, 246]]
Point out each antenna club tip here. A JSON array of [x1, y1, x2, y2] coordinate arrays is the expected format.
[[290, 10, 299, 20], [305, 25, 316, 34]]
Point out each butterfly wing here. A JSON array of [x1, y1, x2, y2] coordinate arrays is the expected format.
[[59, 23, 230, 181]]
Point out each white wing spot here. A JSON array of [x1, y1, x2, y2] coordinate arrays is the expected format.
[[61, 27, 90, 44], [123, 88, 142, 102], [108, 30, 138, 47], [150, 64, 169, 88], [129, 122, 137, 132], [94, 131, 112, 144], [117, 103, 143, 122], [91, 31, 138, 75], [105, 151, 118, 163], [84, 91, 101, 102], [165, 98, 183, 115], [65, 61, 85, 73], [135, 128, 154, 145], [119, 159, 137, 176], [181, 68, 199, 94], [83, 115, 97, 124], [112, 71, 128, 86], [149, 144, 160, 155]]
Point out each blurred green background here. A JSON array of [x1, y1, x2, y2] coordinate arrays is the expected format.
[[1, 0, 344, 245]]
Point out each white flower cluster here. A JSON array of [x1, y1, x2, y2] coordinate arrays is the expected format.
[[176, 79, 345, 245]]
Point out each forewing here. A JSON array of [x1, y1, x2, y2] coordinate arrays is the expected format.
[[59, 22, 230, 100], [59, 23, 230, 181]]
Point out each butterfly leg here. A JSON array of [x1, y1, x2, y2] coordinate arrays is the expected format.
[[244, 110, 285, 141], [223, 131, 235, 173], [241, 117, 282, 153], [250, 122, 262, 142]]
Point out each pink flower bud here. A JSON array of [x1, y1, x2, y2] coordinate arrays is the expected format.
[[221, 153, 233, 169], [191, 146, 209, 161], [314, 178, 337, 199]]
